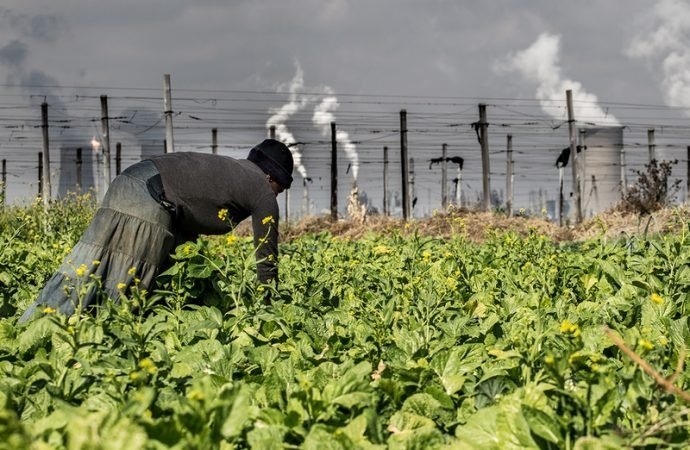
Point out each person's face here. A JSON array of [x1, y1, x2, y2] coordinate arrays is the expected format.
[[267, 176, 285, 196]]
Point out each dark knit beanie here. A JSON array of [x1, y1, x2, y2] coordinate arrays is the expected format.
[[247, 139, 294, 189]]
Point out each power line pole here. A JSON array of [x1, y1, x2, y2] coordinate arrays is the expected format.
[[115, 142, 122, 176], [100, 95, 111, 189], [211, 128, 218, 154], [687, 146, 690, 204], [478, 104, 491, 211], [38, 152, 43, 198], [76, 148, 82, 192], [410, 157, 416, 216], [441, 143, 448, 210], [400, 109, 410, 220], [620, 134, 627, 196], [383, 145, 389, 216], [559, 164, 565, 227], [330, 121, 338, 221], [163, 74, 175, 153], [566, 89, 582, 224], [506, 134, 513, 217], [648, 128, 656, 162], [40, 102, 51, 207], [1, 159, 6, 207]]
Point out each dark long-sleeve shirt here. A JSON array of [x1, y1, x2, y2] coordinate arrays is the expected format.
[[148, 152, 279, 284]]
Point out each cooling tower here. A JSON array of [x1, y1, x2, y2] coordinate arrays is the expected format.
[[580, 126, 624, 218]]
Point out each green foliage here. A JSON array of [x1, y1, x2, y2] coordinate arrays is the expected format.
[[3, 198, 690, 448]]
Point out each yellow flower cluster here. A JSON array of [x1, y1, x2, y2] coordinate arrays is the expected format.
[[218, 208, 229, 221], [650, 293, 664, 305], [75, 264, 88, 277], [373, 245, 391, 255], [262, 215, 274, 225], [638, 338, 654, 351], [560, 319, 581, 337], [225, 234, 237, 245], [138, 358, 157, 375]]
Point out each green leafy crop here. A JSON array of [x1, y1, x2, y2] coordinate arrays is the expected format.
[[2, 200, 690, 449]]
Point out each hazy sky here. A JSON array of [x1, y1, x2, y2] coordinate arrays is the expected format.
[[1, 0, 689, 216]]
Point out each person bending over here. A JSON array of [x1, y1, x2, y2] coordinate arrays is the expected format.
[[19, 139, 293, 323]]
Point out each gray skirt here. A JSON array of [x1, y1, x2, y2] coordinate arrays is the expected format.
[[19, 160, 176, 323]]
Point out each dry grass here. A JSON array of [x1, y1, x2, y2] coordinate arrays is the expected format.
[[273, 206, 690, 243], [232, 206, 690, 243]]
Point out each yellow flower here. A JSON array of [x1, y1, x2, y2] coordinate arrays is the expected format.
[[544, 355, 555, 365], [128, 267, 137, 276], [92, 260, 101, 266], [373, 245, 391, 255], [560, 319, 580, 337], [650, 293, 664, 305], [262, 215, 274, 225], [422, 250, 432, 262], [42, 306, 56, 314], [116, 283, 127, 290], [217, 208, 229, 221], [138, 358, 157, 375], [225, 234, 237, 245], [659, 337, 669, 346], [75, 264, 88, 277], [639, 339, 654, 351]]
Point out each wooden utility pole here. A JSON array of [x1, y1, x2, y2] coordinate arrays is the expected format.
[[558, 165, 565, 226], [400, 109, 410, 220], [269, 125, 276, 139], [579, 129, 587, 197], [410, 157, 416, 216], [38, 152, 43, 198], [330, 121, 338, 221], [441, 143, 448, 210], [1, 159, 6, 206], [478, 104, 491, 211], [40, 102, 51, 206], [211, 128, 218, 154], [383, 145, 389, 216], [115, 142, 122, 176], [163, 74, 175, 153], [620, 136, 627, 196], [100, 95, 111, 188], [76, 148, 82, 192], [566, 90, 582, 224], [648, 128, 656, 162], [687, 146, 690, 204], [506, 134, 513, 217]]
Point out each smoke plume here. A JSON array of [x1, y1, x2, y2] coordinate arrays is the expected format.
[[312, 88, 359, 181], [627, 0, 690, 114], [494, 33, 620, 126], [266, 64, 308, 179]]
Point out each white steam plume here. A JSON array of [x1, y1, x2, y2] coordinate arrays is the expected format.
[[266, 64, 308, 178], [494, 33, 620, 126], [627, 0, 690, 114], [312, 88, 359, 181]]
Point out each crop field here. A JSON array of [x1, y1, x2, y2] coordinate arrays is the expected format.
[[2, 199, 690, 449]]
